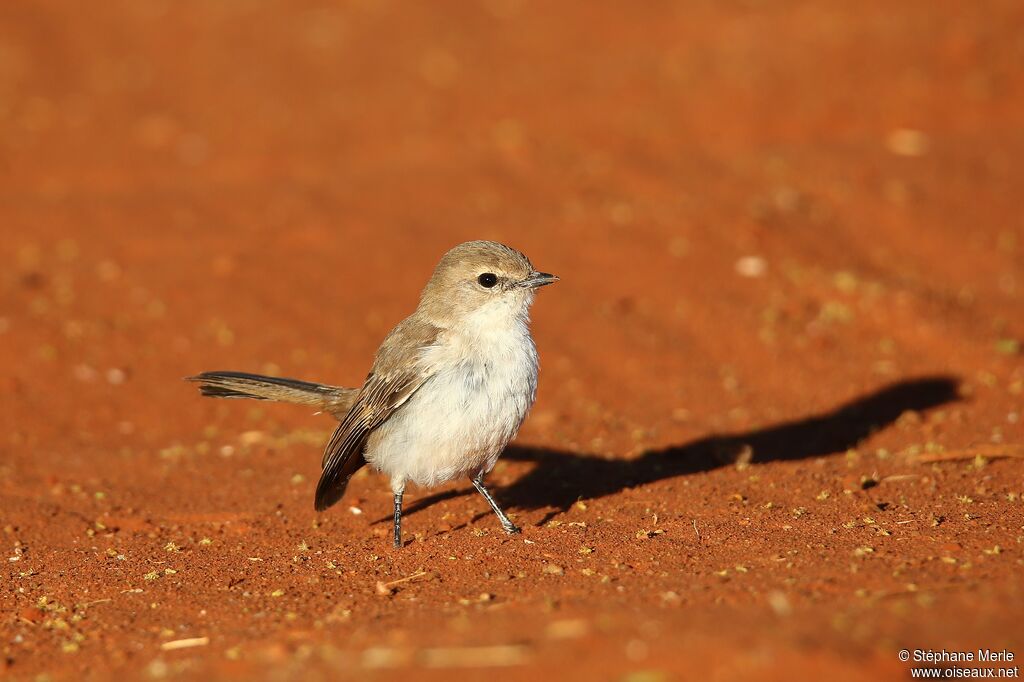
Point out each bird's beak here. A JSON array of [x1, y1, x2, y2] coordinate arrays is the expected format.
[[519, 271, 559, 289]]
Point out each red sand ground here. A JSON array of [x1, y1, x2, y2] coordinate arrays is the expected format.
[[2, 2, 1023, 680]]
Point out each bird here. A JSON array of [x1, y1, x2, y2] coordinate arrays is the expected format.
[[187, 240, 558, 548]]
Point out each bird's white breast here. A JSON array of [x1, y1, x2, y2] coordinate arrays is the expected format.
[[365, 309, 539, 491]]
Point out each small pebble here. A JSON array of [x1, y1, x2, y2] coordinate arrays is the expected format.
[[735, 256, 767, 278], [886, 128, 929, 157]]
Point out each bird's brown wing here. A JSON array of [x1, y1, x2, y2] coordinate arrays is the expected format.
[[313, 319, 440, 511]]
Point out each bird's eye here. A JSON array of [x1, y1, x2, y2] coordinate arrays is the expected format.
[[477, 273, 498, 288]]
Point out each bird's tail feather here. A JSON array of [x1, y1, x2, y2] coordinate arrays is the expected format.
[[186, 371, 356, 418]]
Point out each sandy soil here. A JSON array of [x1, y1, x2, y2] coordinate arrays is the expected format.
[[2, 1, 1023, 680]]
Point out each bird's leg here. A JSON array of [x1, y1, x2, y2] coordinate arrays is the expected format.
[[392, 489, 404, 548], [471, 472, 521, 534]]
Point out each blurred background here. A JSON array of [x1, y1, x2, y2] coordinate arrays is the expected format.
[[1, 1, 1022, 680]]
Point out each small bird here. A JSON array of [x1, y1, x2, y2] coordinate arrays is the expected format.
[[188, 241, 558, 548]]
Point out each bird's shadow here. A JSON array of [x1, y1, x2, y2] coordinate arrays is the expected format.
[[396, 376, 960, 525]]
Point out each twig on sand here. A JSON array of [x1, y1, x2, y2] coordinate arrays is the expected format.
[[880, 474, 923, 484], [376, 569, 428, 596], [160, 637, 210, 651], [79, 598, 112, 609], [915, 444, 1024, 464]]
